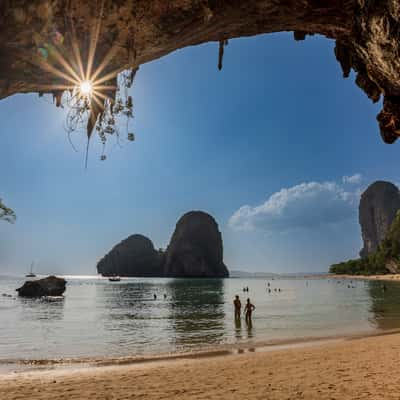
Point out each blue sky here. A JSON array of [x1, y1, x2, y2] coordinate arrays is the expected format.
[[0, 32, 399, 275]]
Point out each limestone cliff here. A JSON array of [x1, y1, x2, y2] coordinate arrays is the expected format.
[[164, 211, 229, 278], [359, 181, 400, 258], [331, 210, 400, 275], [97, 211, 229, 278], [1, 1, 400, 142], [97, 234, 164, 277], [330, 181, 400, 275]]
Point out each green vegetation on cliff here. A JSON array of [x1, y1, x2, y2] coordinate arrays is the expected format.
[[330, 212, 400, 275]]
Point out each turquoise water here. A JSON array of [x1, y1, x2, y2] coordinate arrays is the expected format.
[[1, 276, 400, 364]]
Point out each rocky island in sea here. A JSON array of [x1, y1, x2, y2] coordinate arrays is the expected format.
[[330, 181, 400, 275], [97, 234, 164, 277], [16, 276, 66, 297], [97, 211, 229, 278]]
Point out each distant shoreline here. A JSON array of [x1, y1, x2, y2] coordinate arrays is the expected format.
[[307, 273, 400, 282]]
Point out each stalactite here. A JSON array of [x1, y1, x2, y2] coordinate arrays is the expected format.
[[218, 39, 228, 71]]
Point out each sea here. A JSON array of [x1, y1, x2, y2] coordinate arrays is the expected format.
[[1, 275, 400, 370]]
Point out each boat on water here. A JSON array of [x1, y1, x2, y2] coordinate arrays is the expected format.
[[108, 276, 121, 282], [25, 262, 36, 278]]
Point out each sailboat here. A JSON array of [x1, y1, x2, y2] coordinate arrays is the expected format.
[[25, 262, 36, 278]]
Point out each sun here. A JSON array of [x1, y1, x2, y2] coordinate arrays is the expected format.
[[79, 80, 93, 97], [32, 20, 137, 167]]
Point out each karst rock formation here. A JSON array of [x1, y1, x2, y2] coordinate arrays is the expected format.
[[164, 211, 229, 278], [1, 1, 400, 142], [97, 211, 229, 277], [359, 181, 400, 258], [97, 234, 164, 277]]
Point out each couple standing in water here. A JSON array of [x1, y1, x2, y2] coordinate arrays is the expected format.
[[234, 295, 255, 324]]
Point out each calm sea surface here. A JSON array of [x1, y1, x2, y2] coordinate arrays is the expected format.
[[1, 276, 400, 365]]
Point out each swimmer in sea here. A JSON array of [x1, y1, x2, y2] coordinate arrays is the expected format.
[[234, 295, 241, 319], [244, 298, 255, 324]]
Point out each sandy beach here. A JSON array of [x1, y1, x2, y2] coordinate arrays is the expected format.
[[308, 273, 400, 282], [1, 332, 400, 400]]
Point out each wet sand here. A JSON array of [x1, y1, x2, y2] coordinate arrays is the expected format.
[[1, 332, 400, 399]]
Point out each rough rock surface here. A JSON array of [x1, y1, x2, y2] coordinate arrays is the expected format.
[[1, 1, 400, 142], [97, 234, 164, 277], [359, 181, 400, 258], [16, 275, 66, 297], [164, 211, 229, 278]]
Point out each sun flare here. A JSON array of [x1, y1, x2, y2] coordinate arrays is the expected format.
[[31, 10, 137, 167], [79, 80, 93, 97]]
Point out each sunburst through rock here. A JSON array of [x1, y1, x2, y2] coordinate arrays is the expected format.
[[31, 2, 137, 167], [79, 80, 93, 97]]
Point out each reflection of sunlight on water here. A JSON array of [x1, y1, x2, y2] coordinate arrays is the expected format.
[[1, 276, 400, 361], [59, 275, 105, 280]]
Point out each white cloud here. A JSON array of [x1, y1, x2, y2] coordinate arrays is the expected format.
[[229, 180, 360, 232], [342, 173, 362, 184]]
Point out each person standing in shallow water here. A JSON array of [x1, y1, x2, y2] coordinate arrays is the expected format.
[[244, 298, 255, 324], [233, 295, 241, 319]]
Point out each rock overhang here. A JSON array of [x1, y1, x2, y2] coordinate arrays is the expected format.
[[1, 1, 400, 143]]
